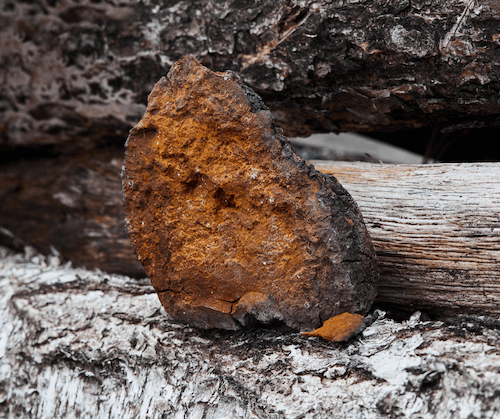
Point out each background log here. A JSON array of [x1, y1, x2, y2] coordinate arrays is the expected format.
[[0, 149, 144, 277], [1, 248, 500, 419], [315, 161, 500, 318], [1, 0, 500, 154]]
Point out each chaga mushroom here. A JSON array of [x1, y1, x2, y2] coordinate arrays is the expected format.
[[122, 55, 378, 331]]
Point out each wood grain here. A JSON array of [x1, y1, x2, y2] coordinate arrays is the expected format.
[[313, 161, 500, 317], [0, 151, 145, 277]]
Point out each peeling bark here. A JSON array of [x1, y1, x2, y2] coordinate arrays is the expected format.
[[1, 0, 500, 153], [1, 247, 500, 419]]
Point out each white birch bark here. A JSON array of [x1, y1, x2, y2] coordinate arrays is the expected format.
[[1, 247, 500, 419]]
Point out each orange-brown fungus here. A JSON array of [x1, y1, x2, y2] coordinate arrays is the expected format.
[[302, 312, 366, 342]]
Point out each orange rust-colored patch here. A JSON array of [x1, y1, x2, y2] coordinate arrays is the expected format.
[[344, 217, 355, 227], [122, 56, 378, 331], [302, 312, 366, 342]]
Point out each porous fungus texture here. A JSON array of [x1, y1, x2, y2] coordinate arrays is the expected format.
[[123, 55, 378, 331]]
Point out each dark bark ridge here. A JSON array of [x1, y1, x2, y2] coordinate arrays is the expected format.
[[1, 0, 500, 153]]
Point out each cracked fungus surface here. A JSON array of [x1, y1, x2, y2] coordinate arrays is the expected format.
[[123, 56, 378, 331]]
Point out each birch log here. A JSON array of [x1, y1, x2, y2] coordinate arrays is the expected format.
[[1, 247, 500, 419], [312, 161, 500, 318]]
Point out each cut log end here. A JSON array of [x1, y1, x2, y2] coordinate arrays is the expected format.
[[122, 55, 378, 331]]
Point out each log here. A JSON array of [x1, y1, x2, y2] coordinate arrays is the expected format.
[[1, 154, 499, 317], [1, 0, 500, 152], [0, 150, 145, 277], [313, 160, 500, 318], [1, 247, 500, 418]]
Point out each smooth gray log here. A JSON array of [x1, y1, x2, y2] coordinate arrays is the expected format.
[[315, 161, 500, 318]]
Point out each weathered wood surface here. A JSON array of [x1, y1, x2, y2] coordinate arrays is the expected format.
[[314, 161, 500, 318], [1, 247, 500, 419], [1, 0, 500, 153]]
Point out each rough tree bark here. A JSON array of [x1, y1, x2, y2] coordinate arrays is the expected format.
[[2, 3, 499, 416], [1, 0, 500, 153], [1, 247, 500, 419]]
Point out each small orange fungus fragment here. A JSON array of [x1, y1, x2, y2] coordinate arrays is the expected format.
[[302, 312, 366, 342]]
